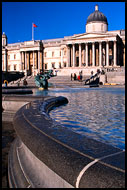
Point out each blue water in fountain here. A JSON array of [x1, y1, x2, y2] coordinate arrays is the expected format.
[[32, 86, 125, 150]]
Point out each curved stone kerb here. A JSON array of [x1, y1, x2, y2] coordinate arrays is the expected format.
[[40, 95, 68, 114], [11, 96, 125, 188]]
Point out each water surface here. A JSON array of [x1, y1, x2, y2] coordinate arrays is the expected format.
[[33, 86, 125, 150]]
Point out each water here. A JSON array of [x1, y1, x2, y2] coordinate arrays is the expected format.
[[32, 86, 125, 150]]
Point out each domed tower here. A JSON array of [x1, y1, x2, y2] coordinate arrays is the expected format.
[[2, 32, 8, 47], [86, 5, 108, 33]]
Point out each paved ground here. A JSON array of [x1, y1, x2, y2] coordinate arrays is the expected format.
[[2, 121, 17, 188]]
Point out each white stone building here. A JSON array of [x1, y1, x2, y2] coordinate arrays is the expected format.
[[2, 5, 125, 76]]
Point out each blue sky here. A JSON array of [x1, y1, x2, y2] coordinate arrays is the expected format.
[[2, 2, 125, 44]]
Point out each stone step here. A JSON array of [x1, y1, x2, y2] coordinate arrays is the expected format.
[[3, 75, 90, 88], [48, 76, 88, 83]]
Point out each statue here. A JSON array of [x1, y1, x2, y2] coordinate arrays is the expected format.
[[34, 70, 55, 89]]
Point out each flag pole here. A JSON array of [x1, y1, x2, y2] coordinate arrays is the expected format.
[[32, 23, 34, 41]]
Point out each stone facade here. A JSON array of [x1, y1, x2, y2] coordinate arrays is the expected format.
[[2, 5, 125, 76]]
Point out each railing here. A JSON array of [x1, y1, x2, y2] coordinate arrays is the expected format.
[[84, 71, 100, 85]]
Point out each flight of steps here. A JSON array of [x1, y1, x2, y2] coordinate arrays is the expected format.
[[3, 75, 90, 88], [48, 75, 89, 87], [5, 75, 36, 87], [25, 76, 36, 87]]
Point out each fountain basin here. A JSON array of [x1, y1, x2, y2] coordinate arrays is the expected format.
[[8, 96, 125, 188]]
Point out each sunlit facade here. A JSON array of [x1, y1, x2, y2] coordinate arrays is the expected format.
[[2, 5, 125, 76]]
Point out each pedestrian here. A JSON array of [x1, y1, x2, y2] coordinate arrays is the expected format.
[[91, 71, 93, 76], [74, 73, 77, 80], [80, 74, 82, 81], [23, 79, 28, 86], [78, 75, 80, 81], [4, 80, 8, 87], [79, 71, 82, 81], [71, 73, 73, 81]]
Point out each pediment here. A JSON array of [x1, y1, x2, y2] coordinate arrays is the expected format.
[[64, 32, 117, 44], [71, 32, 113, 40]]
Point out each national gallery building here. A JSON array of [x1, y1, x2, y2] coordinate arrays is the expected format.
[[2, 5, 125, 76]]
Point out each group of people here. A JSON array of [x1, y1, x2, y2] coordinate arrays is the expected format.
[[71, 69, 103, 81], [71, 71, 83, 81]]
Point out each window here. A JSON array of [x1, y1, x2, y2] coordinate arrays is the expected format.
[[60, 51, 61, 56], [59, 62, 61, 68], [14, 65, 17, 70], [52, 52, 54, 57], [64, 50, 66, 56], [45, 63, 47, 70], [64, 62, 66, 67], [44, 52, 47, 57], [51, 62, 55, 69], [8, 55, 10, 59], [8, 65, 10, 71], [14, 54, 16, 59]]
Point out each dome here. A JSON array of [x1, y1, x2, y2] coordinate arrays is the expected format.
[[86, 5, 108, 24]]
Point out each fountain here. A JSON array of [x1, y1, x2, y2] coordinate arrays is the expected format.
[[3, 70, 125, 188], [34, 70, 56, 89]]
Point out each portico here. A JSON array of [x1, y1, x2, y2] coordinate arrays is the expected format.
[[20, 41, 43, 76], [66, 39, 118, 68]]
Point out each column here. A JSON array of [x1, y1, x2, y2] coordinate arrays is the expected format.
[[72, 44, 76, 67], [71, 46, 73, 67], [114, 41, 117, 66], [4, 49, 7, 71], [35, 51, 37, 70], [40, 51, 42, 71], [22, 51, 25, 70], [85, 43, 88, 67], [33, 51, 35, 76], [83, 44, 85, 65], [96, 45, 99, 66], [79, 43, 82, 67], [67, 45, 70, 67], [22, 52, 24, 71], [123, 43, 125, 66], [92, 42, 95, 67], [38, 51, 40, 73], [99, 42, 102, 66], [106, 41, 109, 67], [27, 52, 29, 71], [90, 45, 92, 66], [25, 52, 27, 75], [61, 49, 63, 68], [2, 54, 4, 71], [102, 43, 106, 66], [20, 52, 23, 71]]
